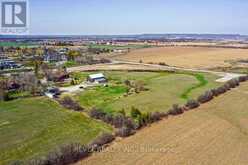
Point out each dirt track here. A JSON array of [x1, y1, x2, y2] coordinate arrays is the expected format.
[[75, 82, 248, 165]]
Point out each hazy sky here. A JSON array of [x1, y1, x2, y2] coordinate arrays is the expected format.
[[30, 0, 248, 35]]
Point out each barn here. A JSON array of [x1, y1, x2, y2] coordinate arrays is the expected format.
[[87, 73, 107, 83]]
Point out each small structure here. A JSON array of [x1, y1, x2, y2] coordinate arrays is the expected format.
[[45, 87, 61, 98], [87, 73, 107, 84], [0, 59, 22, 70], [43, 48, 67, 63]]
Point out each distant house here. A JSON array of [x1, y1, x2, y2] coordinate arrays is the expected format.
[[87, 73, 107, 83], [43, 48, 68, 63], [0, 59, 21, 70], [43, 53, 67, 63]]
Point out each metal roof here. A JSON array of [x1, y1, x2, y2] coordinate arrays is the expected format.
[[89, 73, 105, 79]]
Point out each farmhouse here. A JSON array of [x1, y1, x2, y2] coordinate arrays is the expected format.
[[87, 73, 107, 83]]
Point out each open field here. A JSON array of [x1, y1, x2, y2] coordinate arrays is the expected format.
[[75, 71, 221, 114], [112, 46, 248, 69], [77, 82, 248, 165], [88, 44, 152, 50], [0, 42, 39, 48], [0, 97, 112, 165]]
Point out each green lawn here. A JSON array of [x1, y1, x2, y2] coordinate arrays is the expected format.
[[75, 71, 222, 114], [0, 97, 112, 165]]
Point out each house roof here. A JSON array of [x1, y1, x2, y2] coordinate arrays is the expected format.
[[89, 73, 105, 79]]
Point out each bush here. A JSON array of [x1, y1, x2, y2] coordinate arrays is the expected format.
[[112, 114, 127, 128], [238, 76, 248, 82], [226, 79, 239, 88], [112, 114, 136, 129], [168, 104, 184, 115], [223, 83, 231, 91], [197, 90, 214, 104], [89, 133, 115, 151], [115, 127, 135, 137], [59, 96, 84, 111], [89, 108, 106, 119], [213, 86, 227, 96], [29, 143, 90, 165], [102, 114, 114, 124], [185, 99, 200, 110], [130, 107, 142, 119], [150, 112, 163, 122]]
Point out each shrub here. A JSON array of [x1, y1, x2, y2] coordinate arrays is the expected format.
[[29, 143, 90, 165], [102, 114, 114, 124], [238, 76, 248, 82], [226, 79, 239, 88], [130, 107, 142, 119], [223, 83, 231, 91], [150, 112, 163, 122], [89, 133, 115, 151], [112, 114, 136, 129], [59, 96, 84, 111], [112, 114, 127, 128], [213, 86, 227, 96], [89, 108, 106, 119], [168, 104, 184, 116], [197, 90, 214, 104], [115, 127, 135, 137], [185, 99, 200, 110]]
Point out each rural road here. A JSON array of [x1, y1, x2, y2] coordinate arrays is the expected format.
[[68, 60, 245, 82]]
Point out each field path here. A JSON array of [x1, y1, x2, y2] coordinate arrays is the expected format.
[[75, 82, 248, 165], [68, 61, 244, 82]]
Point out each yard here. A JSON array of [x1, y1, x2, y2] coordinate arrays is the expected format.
[[74, 71, 221, 114], [0, 97, 112, 165]]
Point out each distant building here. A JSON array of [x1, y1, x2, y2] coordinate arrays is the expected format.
[[43, 52, 67, 63], [87, 73, 107, 83], [0, 59, 21, 70]]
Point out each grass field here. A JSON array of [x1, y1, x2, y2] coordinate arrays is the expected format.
[[78, 82, 248, 165], [0, 97, 112, 165], [113, 46, 248, 69], [0, 42, 38, 48], [75, 71, 221, 114], [88, 44, 151, 50]]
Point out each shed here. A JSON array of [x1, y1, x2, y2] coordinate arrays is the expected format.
[[87, 73, 107, 83]]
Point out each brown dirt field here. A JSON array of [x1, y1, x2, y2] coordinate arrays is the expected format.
[[113, 47, 248, 69], [76, 82, 248, 165]]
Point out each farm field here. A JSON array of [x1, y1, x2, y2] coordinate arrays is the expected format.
[[0, 42, 39, 48], [0, 97, 112, 165], [75, 71, 221, 114], [78, 82, 248, 165], [113, 46, 248, 69], [88, 43, 152, 50]]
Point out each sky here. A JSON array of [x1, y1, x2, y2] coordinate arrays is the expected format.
[[29, 0, 248, 35]]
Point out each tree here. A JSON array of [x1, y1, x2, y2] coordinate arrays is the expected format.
[[0, 79, 8, 101], [67, 50, 81, 61], [32, 58, 43, 78]]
